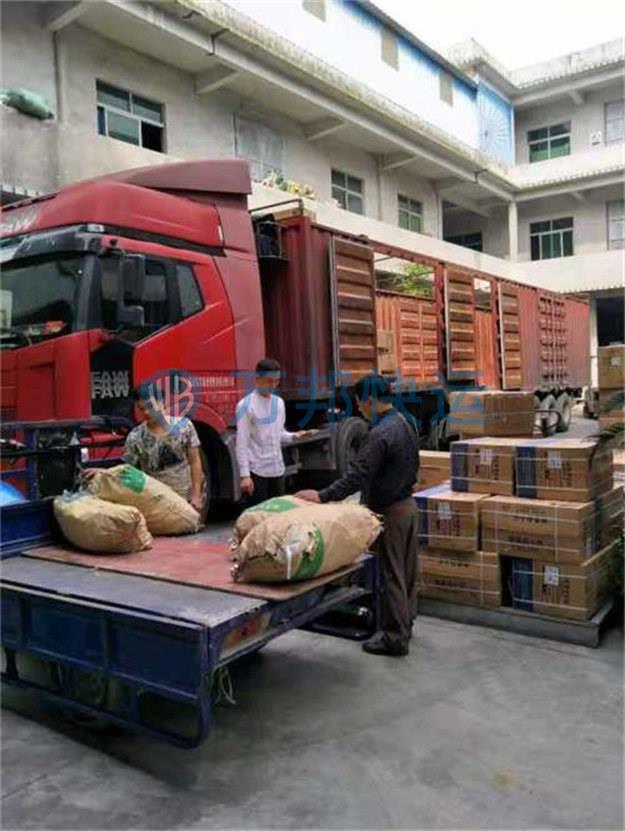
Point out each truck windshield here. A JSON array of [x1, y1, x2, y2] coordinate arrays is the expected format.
[[0, 255, 84, 348]]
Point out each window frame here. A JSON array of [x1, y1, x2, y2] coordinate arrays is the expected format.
[[444, 232, 483, 252], [605, 100, 624, 145], [397, 194, 423, 233], [381, 26, 398, 70], [234, 114, 283, 182], [96, 80, 165, 153], [529, 217, 574, 261], [607, 200, 625, 250], [439, 71, 453, 106], [527, 122, 571, 163], [302, 0, 326, 21], [331, 169, 364, 215]]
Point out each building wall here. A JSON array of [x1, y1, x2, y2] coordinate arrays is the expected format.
[[442, 206, 509, 259], [514, 81, 624, 163], [517, 196, 614, 260], [223, 0, 479, 148], [0, 2, 57, 113]]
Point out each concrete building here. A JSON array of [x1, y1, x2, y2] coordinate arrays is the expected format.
[[1, 0, 623, 381]]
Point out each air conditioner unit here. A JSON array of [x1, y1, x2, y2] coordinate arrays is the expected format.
[[590, 131, 602, 146]]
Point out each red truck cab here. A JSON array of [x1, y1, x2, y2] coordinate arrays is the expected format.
[[0, 160, 266, 500]]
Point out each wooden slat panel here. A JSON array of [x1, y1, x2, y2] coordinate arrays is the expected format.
[[445, 272, 477, 379], [375, 291, 439, 382], [331, 238, 377, 380], [497, 282, 522, 390]]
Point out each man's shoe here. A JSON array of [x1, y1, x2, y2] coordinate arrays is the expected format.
[[362, 634, 409, 657]]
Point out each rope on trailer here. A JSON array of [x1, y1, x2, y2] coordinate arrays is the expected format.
[[212, 666, 237, 706]]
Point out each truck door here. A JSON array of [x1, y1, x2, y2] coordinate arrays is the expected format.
[[444, 269, 477, 382], [497, 282, 523, 390], [328, 237, 377, 383]]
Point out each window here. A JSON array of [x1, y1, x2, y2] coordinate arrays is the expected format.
[[439, 71, 453, 106], [527, 123, 570, 162], [445, 232, 483, 252], [608, 200, 625, 250], [177, 264, 204, 317], [331, 169, 364, 214], [303, 0, 325, 20], [605, 100, 624, 144], [235, 115, 283, 182], [381, 27, 398, 69], [100, 258, 169, 335], [398, 195, 422, 232], [530, 218, 573, 260], [96, 81, 164, 152]]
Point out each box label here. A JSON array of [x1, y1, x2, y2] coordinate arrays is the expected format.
[[610, 356, 622, 367], [547, 451, 562, 470], [437, 503, 452, 520], [544, 565, 560, 587], [479, 448, 494, 466]]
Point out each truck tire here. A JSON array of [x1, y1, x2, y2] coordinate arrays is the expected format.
[[537, 394, 558, 436], [334, 417, 368, 475], [555, 393, 572, 432]]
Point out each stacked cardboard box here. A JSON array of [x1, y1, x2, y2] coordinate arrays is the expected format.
[[481, 485, 623, 565], [450, 438, 517, 495], [503, 541, 617, 621], [416, 451, 451, 489], [414, 485, 486, 552], [418, 550, 501, 608], [514, 438, 613, 501], [447, 390, 535, 438], [598, 345, 625, 430]]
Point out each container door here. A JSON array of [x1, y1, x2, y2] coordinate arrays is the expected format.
[[497, 282, 522, 390], [444, 270, 477, 381], [564, 297, 590, 388], [475, 309, 498, 388], [329, 237, 377, 382], [539, 292, 568, 388]]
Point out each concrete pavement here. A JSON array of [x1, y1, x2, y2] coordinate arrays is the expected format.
[[2, 615, 623, 830]]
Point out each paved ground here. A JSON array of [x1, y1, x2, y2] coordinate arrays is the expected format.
[[2, 410, 621, 830], [2, 615, 623, 830]]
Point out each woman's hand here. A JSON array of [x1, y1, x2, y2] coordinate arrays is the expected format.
[[240, 477, 255, 496], [82, 468, 99, 480], [189, 493, 203, 514]]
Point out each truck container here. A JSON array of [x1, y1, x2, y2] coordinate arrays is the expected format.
[[0, 160, 589, 504]]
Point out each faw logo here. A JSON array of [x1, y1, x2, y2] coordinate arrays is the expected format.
[[0, 205, 41, 237]]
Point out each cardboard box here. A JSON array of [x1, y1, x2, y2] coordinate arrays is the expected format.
[[447, 391, 535, 438], [414, 485, 487, 551], [418, 549, 501, 608], [416, 451, 451, 489], [502, 540, 617, 621], [598, 344, 625, 391], [481, 486, 623, 564], [450, 438, 518, 495], [599, 389, 624, 430], [515, 438, 613, 502]]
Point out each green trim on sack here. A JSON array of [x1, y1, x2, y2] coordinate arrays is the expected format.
[[293, 526, 324, 580], [243, 497, 299, 515], [119, 465, 146, 494]]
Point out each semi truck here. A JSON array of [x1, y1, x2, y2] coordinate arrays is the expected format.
[[0, 159, 589, 503]]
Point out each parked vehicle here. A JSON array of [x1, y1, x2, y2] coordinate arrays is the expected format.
[[0, 159, 589, 503]]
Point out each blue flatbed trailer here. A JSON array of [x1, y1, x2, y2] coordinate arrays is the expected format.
[[0, 500, 379, 747]]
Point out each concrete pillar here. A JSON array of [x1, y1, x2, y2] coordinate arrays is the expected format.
[[507, 200, 518, 261], [589, 294, 598, 388]]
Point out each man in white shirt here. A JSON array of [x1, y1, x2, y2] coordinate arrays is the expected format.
[[235, 358, 310, 503]]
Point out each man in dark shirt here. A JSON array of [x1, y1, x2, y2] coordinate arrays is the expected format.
[[296, 373, 419, 656]]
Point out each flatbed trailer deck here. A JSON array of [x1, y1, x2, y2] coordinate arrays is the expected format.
[[0, 502, 379, 747]]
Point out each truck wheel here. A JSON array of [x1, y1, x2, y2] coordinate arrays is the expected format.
[[335, 417, 368, 475], [555, 393, 572, 432], [537, 394, 558, 436]]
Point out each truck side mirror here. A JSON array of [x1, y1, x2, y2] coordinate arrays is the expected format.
[[118, 255, 146, 327]]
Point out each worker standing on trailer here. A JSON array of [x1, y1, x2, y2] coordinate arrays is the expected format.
[[236, 358, 313, 504], [296, 373, 419, 657]]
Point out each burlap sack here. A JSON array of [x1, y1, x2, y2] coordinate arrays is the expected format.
[[54, 492, 153, 553], [232, 503, 381, 583], [233, 496, 311, 545], [88, 464, 200, 535]]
